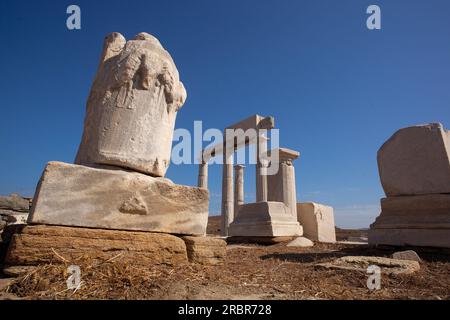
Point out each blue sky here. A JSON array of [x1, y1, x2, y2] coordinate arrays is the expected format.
[[1, 0, 449, 228]]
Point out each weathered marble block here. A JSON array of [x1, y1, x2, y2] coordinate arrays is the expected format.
[[228, 201, 303, 237], [297, 202, 336, 243], [28, 162, 208, 235], [369, 194, 450, 248], [377, 123, 450, 196], [75, 32, 187, 177]]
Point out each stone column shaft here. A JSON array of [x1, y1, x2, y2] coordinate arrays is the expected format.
[[256, 132, 268, 202], [198, 161, 208, 189], [234, 165, 245, 218], [221, 141, 234, 236]]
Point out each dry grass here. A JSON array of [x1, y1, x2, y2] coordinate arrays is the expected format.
[[2, 242, 450, 300]]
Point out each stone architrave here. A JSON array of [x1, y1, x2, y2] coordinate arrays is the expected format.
[[297, 202, 336, 243], [27, 162, 209, 235], [377, 123, 450, 196], [75, 32, 187, 177]]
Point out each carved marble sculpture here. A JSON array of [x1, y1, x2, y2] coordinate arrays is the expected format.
[[75, 32, 187, 177]]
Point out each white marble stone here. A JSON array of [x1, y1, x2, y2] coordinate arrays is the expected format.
[[28, 162, 208, 235], [75, 32, 187, 177], [377, 123, 450, 196], [297, 202, 336, 243]]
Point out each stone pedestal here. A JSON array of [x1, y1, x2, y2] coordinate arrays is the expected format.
[[228, 202, 302, 237], [28, 162, 209, 235], [369, 194, 450, 248]]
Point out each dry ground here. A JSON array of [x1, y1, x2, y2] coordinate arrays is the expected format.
[[0, 217, 448, 300], [1, 241, 449, 300]]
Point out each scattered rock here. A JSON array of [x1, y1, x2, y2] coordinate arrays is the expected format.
[[0, 278, 15, 291], [2, 266, 36, 277], [316, 256, 420, 275], [5, 225, 189, 267], [392, 250, 421, 262], [286, 237, 314, 247], [0, 292, 23, 300], [0, 194, 30, 241], [0, 194, 30, 212], [182, 236, 226, 265]]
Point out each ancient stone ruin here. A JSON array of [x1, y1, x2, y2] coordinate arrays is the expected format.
[[4, 32, 226, 270], [369, 123, 450, 248], [197, 115, 336, 243]]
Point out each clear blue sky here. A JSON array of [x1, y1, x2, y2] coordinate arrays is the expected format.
[[1, 1, 449, 228]]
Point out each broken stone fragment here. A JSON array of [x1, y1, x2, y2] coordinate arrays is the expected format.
[[286, 236, 314, 247], [182, 236, 227, 265], [391, 250, 421, 263], [377, 123, 450, 196], [75, 32, 187, 177], [316, 256, 420, 275]]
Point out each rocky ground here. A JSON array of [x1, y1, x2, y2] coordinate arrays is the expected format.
[[0, 216, 449, 300]]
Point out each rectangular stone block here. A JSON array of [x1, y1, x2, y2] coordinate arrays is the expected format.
[[228, 201, 302, 237], [5, 225, 188, 267], [297, 202, 336, 243], [182, 236, 227, 265], [28, 162, 209, 235], [369, 194, 450, 248]]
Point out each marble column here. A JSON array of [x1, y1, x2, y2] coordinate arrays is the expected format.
[[256, 132, 268, 202], [197, 160, 208, 189], [221, 138, 234, 237], [234, 165, 245, 219], [267, 148, 300, 216]]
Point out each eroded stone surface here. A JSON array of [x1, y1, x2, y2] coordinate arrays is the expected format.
[[316, 256, 420, 275], [369, 194, 450, 248], [228, 201, 303, 237], [0, 194, 30, 212], [286, 237, 314, 247], [75, 32, 187, 177], [392, 250, 421, 263], [182, 236, 227, 265], [28, 162, 209, 235], [297, 202, 336, 243], [5, 225, 189, 267], [377, 123, 450, 196]]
